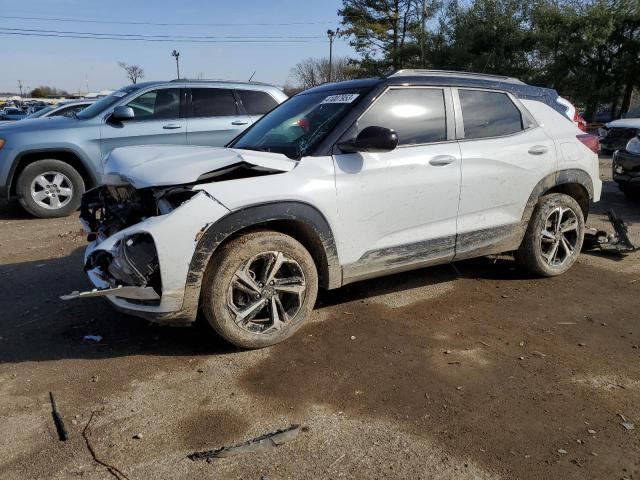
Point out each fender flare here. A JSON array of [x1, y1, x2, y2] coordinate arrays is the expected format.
[[521, 169, 594, 223], [177, 201, 342, 321], [8, 146, 99, 196]]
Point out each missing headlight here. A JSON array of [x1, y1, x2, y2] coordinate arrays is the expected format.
[[106, 234, 161, 294]]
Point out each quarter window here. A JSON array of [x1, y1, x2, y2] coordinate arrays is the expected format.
[[237, 90, 278, 115], [191, 88, 237, 117], [355, 88, 447, 146], [126, 89, 181, 120], [459, 90, 523, 139]]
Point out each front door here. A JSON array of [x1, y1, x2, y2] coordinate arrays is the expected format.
[[100, 87, 186, 158], [333, 87, 462, 283]]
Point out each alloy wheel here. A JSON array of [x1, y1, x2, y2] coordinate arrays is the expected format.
[[30, 171, 73, 210], [227, 251, 307, 334], [539, 206, 579, 267]]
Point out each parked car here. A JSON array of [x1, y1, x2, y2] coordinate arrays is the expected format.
[[65, 70, 601, 349], [0, 107, 27, 121], [24, 100, 94, 119], [557, 97, 587, 131], [599, 106, 640, 154], [0, 80, 286, 218], [612, 134, 640, 200]]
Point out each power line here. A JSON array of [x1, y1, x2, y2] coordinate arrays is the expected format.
[[0, 30, 326, 43], [0, 14, 337, 27], [0, 26, 325, 39]]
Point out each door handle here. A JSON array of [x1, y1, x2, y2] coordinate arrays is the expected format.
[[162, 124, 182, 130], [428, 155, 457, 167], [528, 145, 548, 155], [231, 120, 249, 126]]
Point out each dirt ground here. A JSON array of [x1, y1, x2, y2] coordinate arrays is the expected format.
[[1, 156, 639, 480]]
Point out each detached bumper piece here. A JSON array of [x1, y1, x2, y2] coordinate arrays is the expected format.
[[584, 210, 636, 255], [62, 233, 162, 304]]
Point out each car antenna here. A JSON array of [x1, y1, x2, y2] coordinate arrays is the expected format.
[[248, 71, 256, 82]]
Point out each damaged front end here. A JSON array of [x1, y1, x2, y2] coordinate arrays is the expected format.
[[64, 183, 203, 306]]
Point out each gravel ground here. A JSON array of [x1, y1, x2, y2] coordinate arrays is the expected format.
[[0, 156, 639, 480]]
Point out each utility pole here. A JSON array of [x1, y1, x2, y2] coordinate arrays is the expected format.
[[327, 28, 339, 83], [420, 0, 428, 68], [171, 50, 181, 79], [18, 80, 23, 103]]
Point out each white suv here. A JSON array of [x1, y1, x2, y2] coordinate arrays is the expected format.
[[68, 70, 602, 348]]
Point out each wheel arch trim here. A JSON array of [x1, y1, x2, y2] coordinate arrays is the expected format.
[[177, 201, 342, 322], [522, 169, 594, 224]]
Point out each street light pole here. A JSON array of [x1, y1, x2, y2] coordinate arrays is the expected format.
[[171, 50, 181, 79], [18, 80, 23, 103], [327, 28, 339, 83]]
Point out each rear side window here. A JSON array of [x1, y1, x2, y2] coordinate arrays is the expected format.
[[237, 90, 279, 115], [459, 90, 523, 139], [191, 88, 237, 117], [356, 88, 447, 145]]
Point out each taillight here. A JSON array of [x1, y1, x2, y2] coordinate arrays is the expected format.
[[577, 134, 599, 154], [573, 113, 587, 132]]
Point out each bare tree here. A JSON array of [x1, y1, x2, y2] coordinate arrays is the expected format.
[[118, 62, 145, 84], [289, 57, 355, 90]]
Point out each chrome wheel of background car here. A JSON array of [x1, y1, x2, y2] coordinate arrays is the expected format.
[[227, 251, 306, 334], [30, 171, 73, 210], [539, 206, 579, 267]]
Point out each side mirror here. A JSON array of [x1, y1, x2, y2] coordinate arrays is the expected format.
[[338, 126, 399, 154], [111, 106, 135, 121]]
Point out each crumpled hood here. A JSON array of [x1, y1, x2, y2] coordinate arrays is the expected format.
[[605, 118, 640, 129], [103, 145, 298, 188]]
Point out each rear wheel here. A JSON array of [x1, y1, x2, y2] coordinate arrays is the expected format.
[[16, 159, 84, 218], [515, 193, 584, 277], [201, 231, 318, 349]]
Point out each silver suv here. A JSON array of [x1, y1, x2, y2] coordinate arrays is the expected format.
[[0, 80, 286, 218]]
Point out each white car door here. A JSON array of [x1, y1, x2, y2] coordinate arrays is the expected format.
[[454, 88, 557, 259], [333, 87, 462, 283]]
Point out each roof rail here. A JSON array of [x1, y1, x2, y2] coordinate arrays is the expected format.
[[168, 78, 275, 87], [387, 69, 523, 84]]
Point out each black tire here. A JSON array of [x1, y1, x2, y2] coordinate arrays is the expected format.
[[16, 159, 85, 218], [201, 230, 318, 349], [515, 193, 585, 277]]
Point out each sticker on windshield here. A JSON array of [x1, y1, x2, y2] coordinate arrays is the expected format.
[[321, 94, 360, 104]]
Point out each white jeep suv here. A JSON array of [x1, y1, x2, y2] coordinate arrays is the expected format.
[[68, 70, 602, 348]]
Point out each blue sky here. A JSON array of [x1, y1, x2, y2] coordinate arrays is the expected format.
[[0, 0, 353, 93]]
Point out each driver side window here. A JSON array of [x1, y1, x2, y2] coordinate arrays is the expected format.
[[126, 88, 180, 120], [353, 88, 447, 146]]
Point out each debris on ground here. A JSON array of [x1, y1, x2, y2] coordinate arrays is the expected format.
[[188, 425, 301, 461], [83, 335, 103, 343], [49, 392, 68, 441], [82, 412, 130, 480], [618, 414, 635, 431], [532, 351, 547, 358], [557, 449, 567, 455], [583, 210, 636, 255], [133, 433, 142, 439]]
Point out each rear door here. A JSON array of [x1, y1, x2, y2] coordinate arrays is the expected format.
[[100, 87, 186, 156], [185, 87, 253, 146], [454, 88, 557, 258]]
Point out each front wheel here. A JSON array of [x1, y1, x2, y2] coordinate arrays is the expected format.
[[201, 231, 319, 349], [16, 159, 85, 218], [515, 193, 585, 277]]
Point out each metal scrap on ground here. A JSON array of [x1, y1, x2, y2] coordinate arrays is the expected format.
[[188, 425, 301, 461], [583, 209, 636, 254]]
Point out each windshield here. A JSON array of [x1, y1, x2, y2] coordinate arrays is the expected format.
[[27, 106, 54, 118], [231, 89, 366, 159], [76, 87, 136, 119]]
